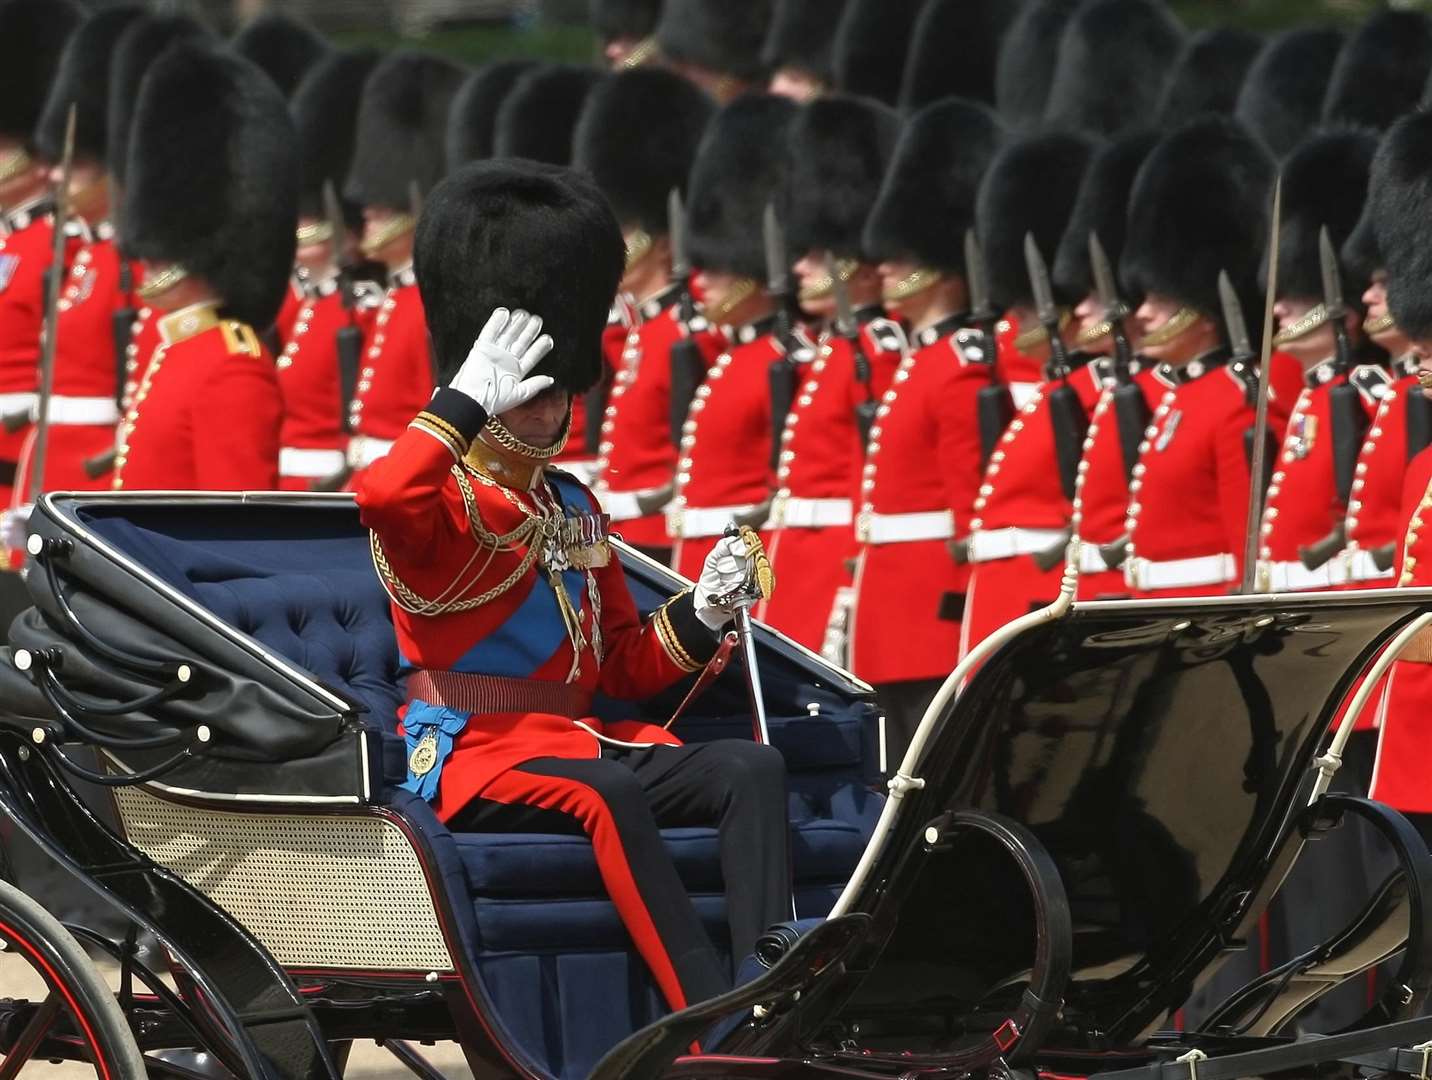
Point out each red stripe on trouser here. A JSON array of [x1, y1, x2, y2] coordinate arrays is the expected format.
[[477, 768, 690, 1013]]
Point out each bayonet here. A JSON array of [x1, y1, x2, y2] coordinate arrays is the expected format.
[[408, 178, 424, 223], [763, 203, 796, 470], [1320, 224, 1353, 372], [1090, 229, 1134, 372], [323, 179, 348, 276], [1219, 270, 1254, 364], [1024, 231, 1069, 375], [666, 187, 706, 447], [763, 202, 790, 302], [668, 187, 689, 284], [829, 252, 878, 444], [965, 229, 997, 327], [1241, 176, 1282, 594], [827, 252, 858, 340]]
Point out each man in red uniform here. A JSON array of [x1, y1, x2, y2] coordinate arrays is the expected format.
[[763, 94, 901, 658], [111, 41, 295, 491], [357, 160, 789, 1010], [572, 65, 716, 565], [669, 94, 795, 581], [341, 51, 465, 487], [849, 98, 1005, 763]]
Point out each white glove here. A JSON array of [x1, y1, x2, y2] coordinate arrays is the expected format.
[[450, 308, 556, 416], [0, 504, 31, 554], [694, 534, 751, 631]]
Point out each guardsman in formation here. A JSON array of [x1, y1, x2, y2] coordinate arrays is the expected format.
[[590, 0, 662, 70], [762, 0, 846, 103], [276, 49, 380, 491], [231, 10, 329, 100], [667, 93, 795, 582], [848, 98, 1005, 762], [111, 40, 294, 490], [573, 65, 716, 566], [0, 0, 82, 514], [764, 92, 905, 656], [446, 59, 537, 171], [654, 0, 772, 104], [340, 51, 464, 488], [356, 159, 789, 1011]]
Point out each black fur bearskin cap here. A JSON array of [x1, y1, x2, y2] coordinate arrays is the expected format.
[[1324, 11, 1432, 132], [1052, 130, 1159, 301], [447, 60, 539, 169], [1370, 110, 1432, 339], [995, 0, 1082, 132], [0, 0, 83, 146], [1234, 26, 1344, 158], [1156, 26, 1262, 128], [293, 48, 381, 222], [655, 0, 772, 84], [899, 0, 1021, 113], [34, 6, 145, 166], [493, 64, 605, 167], [832, 0, 924, 107], [231, 11, 328, 100], [107, 14, 211, 189], [590, 0, 662, 43], [762, 0, 848, 86]]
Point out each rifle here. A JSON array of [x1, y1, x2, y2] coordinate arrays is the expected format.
[[666, 188, 708, 449], [1024, 232, 1087, 503], [968, 230, 1013, 465], [763, 203, 798, 473], [1240, 176, 1282, 595], [826, 252, 876, 446], [325, 180, 363, 432], [1090, 230, 1150, 481], [1320, 225, 1369, 508]]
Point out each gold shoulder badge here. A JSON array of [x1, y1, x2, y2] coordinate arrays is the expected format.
[[219, 320, 261, 358]]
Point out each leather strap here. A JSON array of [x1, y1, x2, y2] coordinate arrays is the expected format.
[[406, 669, 593, 719]]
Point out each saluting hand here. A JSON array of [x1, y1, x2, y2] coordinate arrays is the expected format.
[[451, 308, 556, 416]]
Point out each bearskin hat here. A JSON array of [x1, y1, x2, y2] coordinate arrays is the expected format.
[[686, 93, 796, 280], [1156, 27, 1262, 128], [780, 94, 898, 261], [292, 49, 380, 223], [899, 0, 1021, 113], [122, 41, 299, 331], [232, 12, 328, 100], [832, 0, 923, 107], [1262, 128, 1376, 303], [864, 97, 1005, 275], [447, 60, 538, 170], [34, 6, 145, 166], [1323, 11, 1432, 132], [1234, 27, 1344, 158], [1122, 116, 1274, 320], [345, 51, 466, 212], [106, 14, 211, 189], [1342, 193, 1381, 288], [762, 0, 847, 86], [1043, 0, 1185, 137], [976, 131, 1098, 308], [590, 0, 662, 43], [416, 161, 623, 393], [573, 66, 713, 236], [0, 0, 82, 146], [655, 0, 771, 84], [493, 65, 604, 167], [996, 0, 1082, 132], [1370, 110, 1432, 339], [1052, 130, 1159, 301]]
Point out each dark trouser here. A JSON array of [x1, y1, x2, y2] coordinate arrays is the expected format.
[[874, 677, 945, 775], [450, 739, 790, 1011]]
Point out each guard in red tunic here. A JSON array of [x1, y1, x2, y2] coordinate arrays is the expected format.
[[341, 51, 464, 487], [763, 94, 901, 657], [357, 160, 789, 1011], [848, 98, 1006, 760], [572, 66, 716, 564], [668, 94, 796, 581], [111, 41, 294, 491]]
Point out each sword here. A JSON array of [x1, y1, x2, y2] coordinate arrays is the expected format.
[[1025, 232, 1070, 378], [720, 523, 770, 745], [29, 104, 77, 505], [1240, 175, 1282, 595], [1090, 230, 1133, 371]]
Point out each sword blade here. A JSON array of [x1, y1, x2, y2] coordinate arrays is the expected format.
[[1241, 175, 1282, 594], [734, 604, 771, 745], [1089, 230, 1126, 321], [763, 202, 788, 298]]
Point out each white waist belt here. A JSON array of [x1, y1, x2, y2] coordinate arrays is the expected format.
[[671, 503, 767, 538], [862, 509, 955, 545], [967, 526, 1065, 562], [778, 496, 852, 529], [1126, 553, 1237, 591], [347, 435, 395, 469], [0, 392, 36, 419], [1260, 559, 1340, 592], [1344, 548, 1396, 584], [39, 395, 120, 425], [597, 485, 671, 521], [280, 447, 345, 478], [1078, 542, 1116, 574]]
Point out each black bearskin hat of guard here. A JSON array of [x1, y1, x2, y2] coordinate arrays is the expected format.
[[1370, 111, 1432, 339], [573, 66, 713, 236], [1342, 174, 1383, 288], [447, 60, 538, 169], [1262, 128, 1376, 304], [293, 49, 380, 223], [123, 41, 299, 331], [1234, 27, 1344, 158], [345, 51, 466, 211], [1122, 116, 1274, 321], [762, 0, 848, 87], [1323, 11, 1432, 132], [35, 6, 144, 167], [590, 0, 662, 44], [864, 97, 1006, 276], [976, 131, 1098, 308], [1052, 130, 1159, 301], [232, 12, 328, 100], [494, 65, 604, 167], [686, 93, 796, 280], [655, 0, 772, 84], [832, 0, 923, 107], [781, 94, 898, 261], [1156, 27, 1262, 128], [1043, 0, 1184, 137], [899, 0, 1021, 113], [107, 14, 211, 190], [996, 0, 1082, 132], [0, 0, 83, 149], [416, 161, 623, 394]]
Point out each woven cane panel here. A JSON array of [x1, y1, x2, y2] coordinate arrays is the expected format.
[[112, 787, 453, 972]]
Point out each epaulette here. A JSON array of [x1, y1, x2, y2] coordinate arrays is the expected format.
[[219, 320, 262, 358], [351, 280, 384, 310], [864, 317, 907, 356], [1227, 358, 1256, 406], [1352, 363, 1394, 405], [953, 327, 996, 366]]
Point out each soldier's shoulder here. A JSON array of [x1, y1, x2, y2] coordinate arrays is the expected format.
[[350, 280, 385, 311], [864, 317, 907, 355], [951, 326, 995, 366], [218, 319, 266, 360], [1352, 363, 1394, 404]]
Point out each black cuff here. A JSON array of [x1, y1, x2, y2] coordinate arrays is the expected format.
[[412, 388, 489, 458], [654, 589, 719, 673]]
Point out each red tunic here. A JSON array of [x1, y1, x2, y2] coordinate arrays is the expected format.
[[346, 268, 431, 487], [276, 277, 351, 490], [851, 315, 991, 684], [122, 306, 159, 413], [113, 304, 282, 491], [1347, 361, 1421, 564]]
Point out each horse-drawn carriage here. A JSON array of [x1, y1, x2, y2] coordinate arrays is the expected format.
[[0, 490, 1430, 1079]]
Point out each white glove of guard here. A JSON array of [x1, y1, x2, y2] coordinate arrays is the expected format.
[[694, 534, 751, 631], [450, 308, 556, 416], [0, 504, 31, 554]]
